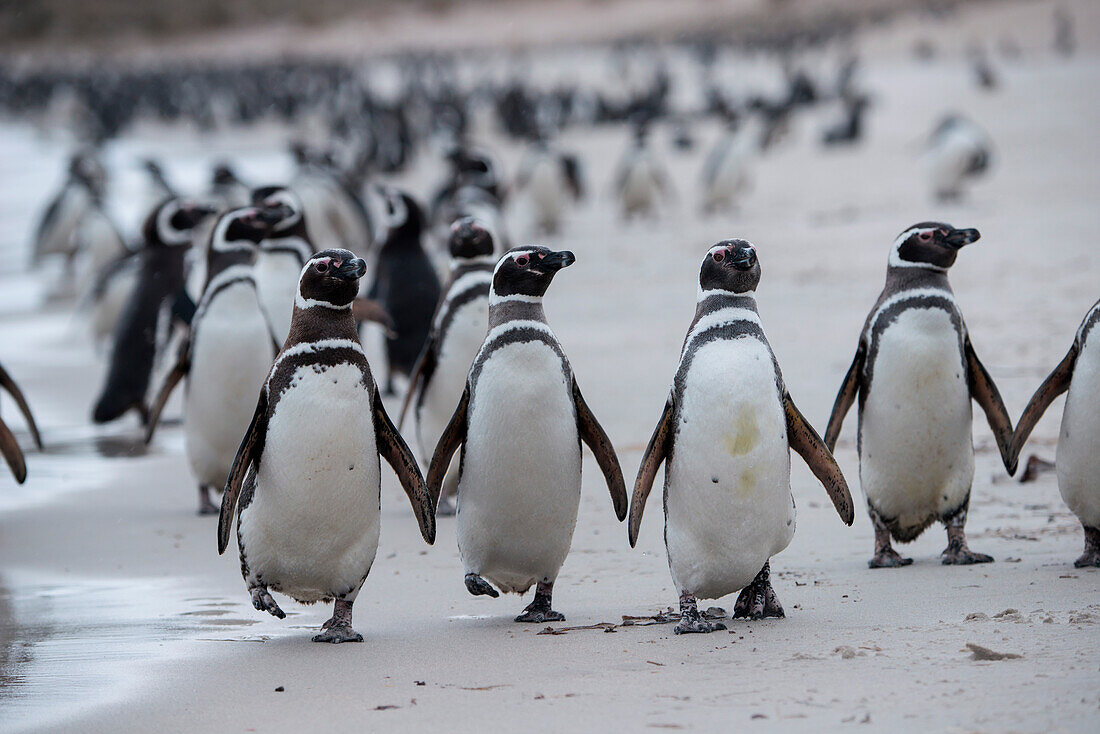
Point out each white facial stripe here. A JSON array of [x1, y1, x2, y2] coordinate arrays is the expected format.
[[212, 208, 260, 253], [266, 190, 303, 231], [294, 257, 353, 311], [267, 338, 366, 390], [889, 227, 945, 271], [384, 192, 408, 229], [156, 200, 193, 246], [492, 249, 541, 276], [869, 287, 956, 334], [194, 264, 255, 320]]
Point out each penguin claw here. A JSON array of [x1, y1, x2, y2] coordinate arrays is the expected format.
[[464, 573, 499, 598], [868, 549, 914, 568], [940, 547, 994, 565], [312, 626, 363, 644], [1074, 551, 1100, 568], [250, 587, 286, 619], [674, 615, 726, 634], [514, 608, 565, 624]]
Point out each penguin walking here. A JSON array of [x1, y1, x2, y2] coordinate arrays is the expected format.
[[368, 189, 442, 395], [628, 241, 853, 634], [428, 247, 627, 622], [218, 249, 435, 643], [824, 223, 1016, 568], [399, 218, 496, 516], [0, 361, 43, 484], [92, 198, 215, 424], [250, 186, 316, 345], [1008, 299, 1100, 567], [146, 208, 277, 514]]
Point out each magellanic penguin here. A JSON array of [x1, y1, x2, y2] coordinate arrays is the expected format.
[[218, 248, 435, 643], [398, 217, 496, 516], [925, 115, 992, 202], [145, 208, 277, 514], [824, 223, 1016, 568], [514, 141, 584, 235], [250, 186, 316, 346], [0, 361, 43, 484], [612, 124, 674, 220], [1008, 299, 1100, 567], [368, 188, 442, 394], [628, 241, 854, 634], [427, 247, 627, 622], [92, 198, 215, 424]]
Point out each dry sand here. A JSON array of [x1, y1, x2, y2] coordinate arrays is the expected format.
[[1, 1, 1098, 732]]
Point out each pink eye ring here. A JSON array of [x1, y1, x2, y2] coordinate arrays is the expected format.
[[315, 260, 330, 274], [919, 231, 933, 242], [515, 254, 530, 267], [713, 251, 725, 263]]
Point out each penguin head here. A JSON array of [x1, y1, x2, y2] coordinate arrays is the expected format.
[[448, 217, 495, 260], [144, 197, 217, 248], [378, 187, 425, 243], [208, 207, 272, 258], [698, 239, 760, 295], [890, 222, 980, 271], [297, 249, 367, 309], [212, 162, 241, 187], [491, 246, 575, 300], [252, 186, 305, 235]]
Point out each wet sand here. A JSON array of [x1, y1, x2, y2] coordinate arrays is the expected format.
[[1, 1, 1099, 731]]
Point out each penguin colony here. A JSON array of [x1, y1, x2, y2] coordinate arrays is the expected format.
[[3, 11, 1094, 644]]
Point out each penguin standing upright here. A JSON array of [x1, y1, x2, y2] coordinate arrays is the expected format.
[[428, 247, 627, 622], [825, 223, 1016, 567], [925, 115, 992, 201], [699, 118, 754, 214], [1008, 299, 1100, 567], [92, 198, 214, 424], [612, 124, 674, 220], [628, 241, 853, 634], [218, 248, 435, 643], [0, 361, 43, 484], [514, 140, 584, 235], [145, 208, 276, 514], [250, 186, 315, 346], [399, 217, 496, 516], [368, 188, 442, 394]]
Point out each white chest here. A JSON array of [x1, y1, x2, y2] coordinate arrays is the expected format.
[[1058, 337, 1100, 525]]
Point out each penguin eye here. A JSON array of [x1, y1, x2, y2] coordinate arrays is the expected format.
[[515, 254, 530, 268], [315, 261, 330, 274], [918, 231, 933, 242], [712, 251, 725, 263]]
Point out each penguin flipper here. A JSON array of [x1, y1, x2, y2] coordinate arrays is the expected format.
[[0, 416, 28, 484], [1008, 343, 1077, 470], [143, 339, 191, 444], [427, 386, 468, 508], [629, 397, 674, 547], [785, 393, 854, 526], [219, 390, 268, 555], [374, 389, 436, 545], [397, 339, 437, 430], [824, 339, 865, 452], [0, 362, 43, 450], [964, 336, 1017, 476], [572, 378, 627, 521]]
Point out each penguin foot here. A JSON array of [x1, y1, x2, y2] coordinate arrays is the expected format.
[[941, 524, 992, 565], [436, 495, 457, 517], [250, 586, 285, 619], [312, 626, 363, 644], [197, 485, 219, 515], [733, 562, 784, 620], [868, 548, 914, 569], [1073, 527, 1100, 568], [514, 581, 562, 623], [465, 573, 500, 598], [674, 591, 726, 634]]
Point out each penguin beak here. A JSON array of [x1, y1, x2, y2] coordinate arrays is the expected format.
[[731, 246, 757, 271], [537, 250, 576, 273], [944, 227, 980, 249], [258, 203, 294, 226], [335, 257, 367, 280], [178, 202, 218, 228]]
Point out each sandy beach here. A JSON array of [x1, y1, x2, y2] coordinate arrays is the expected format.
[[1, 1, 1098, 731]]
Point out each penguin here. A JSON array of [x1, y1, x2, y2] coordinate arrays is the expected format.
[[209, 163, 251, 208], [699, 118, 754, 214], [1008, 299, 1100, 568], [31, 152, 105, 263], [250, 186, 316, 345], [0, 361, 43, 484], [821, 94, 870, 147], [368, 188, 442, 395], [427, 246, 627, 622], [398, 217, 496, 516], [145, 207, 277, 514], [92, 198, 215, 424], [514, 141, 584, 235], [824, 223, 1016, 568], [612, 124, 674, 220], [218, 248, 435, 643], [628, 241, 853, 634], [925, 115, 992, 201]]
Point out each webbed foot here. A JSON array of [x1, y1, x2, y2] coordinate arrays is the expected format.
[[674, 591, 726, 634], [1075, 527, 1100, 568], [733, 562, 784, 619], [941, 520, 993, 565], [514, 581, 563, 623], [198, 484, 219, 515], [464, 573, 499, 598], [312, 626, 363, 643], [250, 586, 285, 619], [869, 548, 914, 568]]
